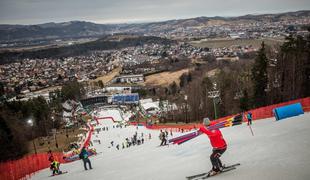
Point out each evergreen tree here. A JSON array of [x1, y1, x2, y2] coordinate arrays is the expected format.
[[306, 32, 310, 97], [0, 110, 28, 161], [61, 80, 85, 101], [251, 42, 268, 107], [179, 73, 187, 88], [201, 76, 214, 117], [187, 72, 192, 82], [98, 80, 104, 88], [0, 81, 4, 97], [239, 89, 249, 111], [277, 34, 310, 100], [169, 81, 178, 95]]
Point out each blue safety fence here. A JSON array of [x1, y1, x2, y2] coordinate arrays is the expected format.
[[112, 93, 139, 104]]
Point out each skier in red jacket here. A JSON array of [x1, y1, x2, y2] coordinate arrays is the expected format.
[[199, 118, 227, 175]]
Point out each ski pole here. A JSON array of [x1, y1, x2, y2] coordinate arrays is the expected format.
[[248, 124, 254, 136]]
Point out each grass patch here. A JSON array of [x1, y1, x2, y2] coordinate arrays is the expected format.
[[27, 128, 87, 154], [145, 68, 189, 87]]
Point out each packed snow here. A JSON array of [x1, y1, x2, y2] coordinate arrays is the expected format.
[[94, 108, 124, 121], [31, 110, 310, 180]]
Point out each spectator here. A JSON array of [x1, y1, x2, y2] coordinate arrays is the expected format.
[[50, 160, 62, 176], [159, 130, 167, 146], [48, 150, 54, 162], [79, 147, 92, 170], [247, 112, 253, 125]]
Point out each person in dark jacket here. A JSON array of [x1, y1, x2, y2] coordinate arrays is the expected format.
[[79, 147, 92, 170], [159, 130, 167, 146], [48, 150, 54, 162], [247, 112, 253, 125]]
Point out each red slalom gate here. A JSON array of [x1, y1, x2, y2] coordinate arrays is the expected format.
[[82, 123, 94, 149], [94, 116, 116, 123]]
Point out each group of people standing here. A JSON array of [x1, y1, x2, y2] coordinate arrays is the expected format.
[[119, 131, 151, 149]]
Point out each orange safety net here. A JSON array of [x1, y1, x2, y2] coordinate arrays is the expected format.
[[131, 97, 310, 130], [0, 124, 95, 180], [0, 152, 65, 180], [248, 97, 310, 120]]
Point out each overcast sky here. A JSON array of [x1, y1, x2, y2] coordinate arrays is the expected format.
[[0, 0, 309, 25]]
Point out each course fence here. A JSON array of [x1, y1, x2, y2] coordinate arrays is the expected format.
[[0, 152, 64, 180], [130, 97, 310, 131], [0, 124, 94, 180], [247, 97, 310, 121]]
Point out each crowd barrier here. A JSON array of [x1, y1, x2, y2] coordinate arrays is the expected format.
[[0, 152, 64, 180], [130, 97, 310, 131], [247, 97, 310, 121]]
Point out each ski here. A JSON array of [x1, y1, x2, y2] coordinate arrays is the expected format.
[[157, 144, 169, 148], [186, 171, 210, 180], [186, 163, 240, 180], [201, 167, 236, 179], [223, 163, 240, 169], [49, 171, 68, 177]]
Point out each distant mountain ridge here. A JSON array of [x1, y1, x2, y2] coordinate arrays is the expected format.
[[0, 35, 175, 64], [0, 21, 119, 42], [0, 10, 309, 42]]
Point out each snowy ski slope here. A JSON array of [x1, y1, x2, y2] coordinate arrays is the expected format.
[[31, 111, 310, 180]]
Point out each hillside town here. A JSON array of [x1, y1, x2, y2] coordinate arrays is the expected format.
[[0, 40, 261, 99], [150, 16, 310, 39]]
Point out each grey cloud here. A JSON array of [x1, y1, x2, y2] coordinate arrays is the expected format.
[[0, 0, 309, 24]]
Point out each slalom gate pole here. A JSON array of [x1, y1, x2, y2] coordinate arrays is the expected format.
[[248, 124, 254, 136]]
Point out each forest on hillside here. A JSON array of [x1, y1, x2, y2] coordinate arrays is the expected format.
[[142, 32, 310, 123]]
